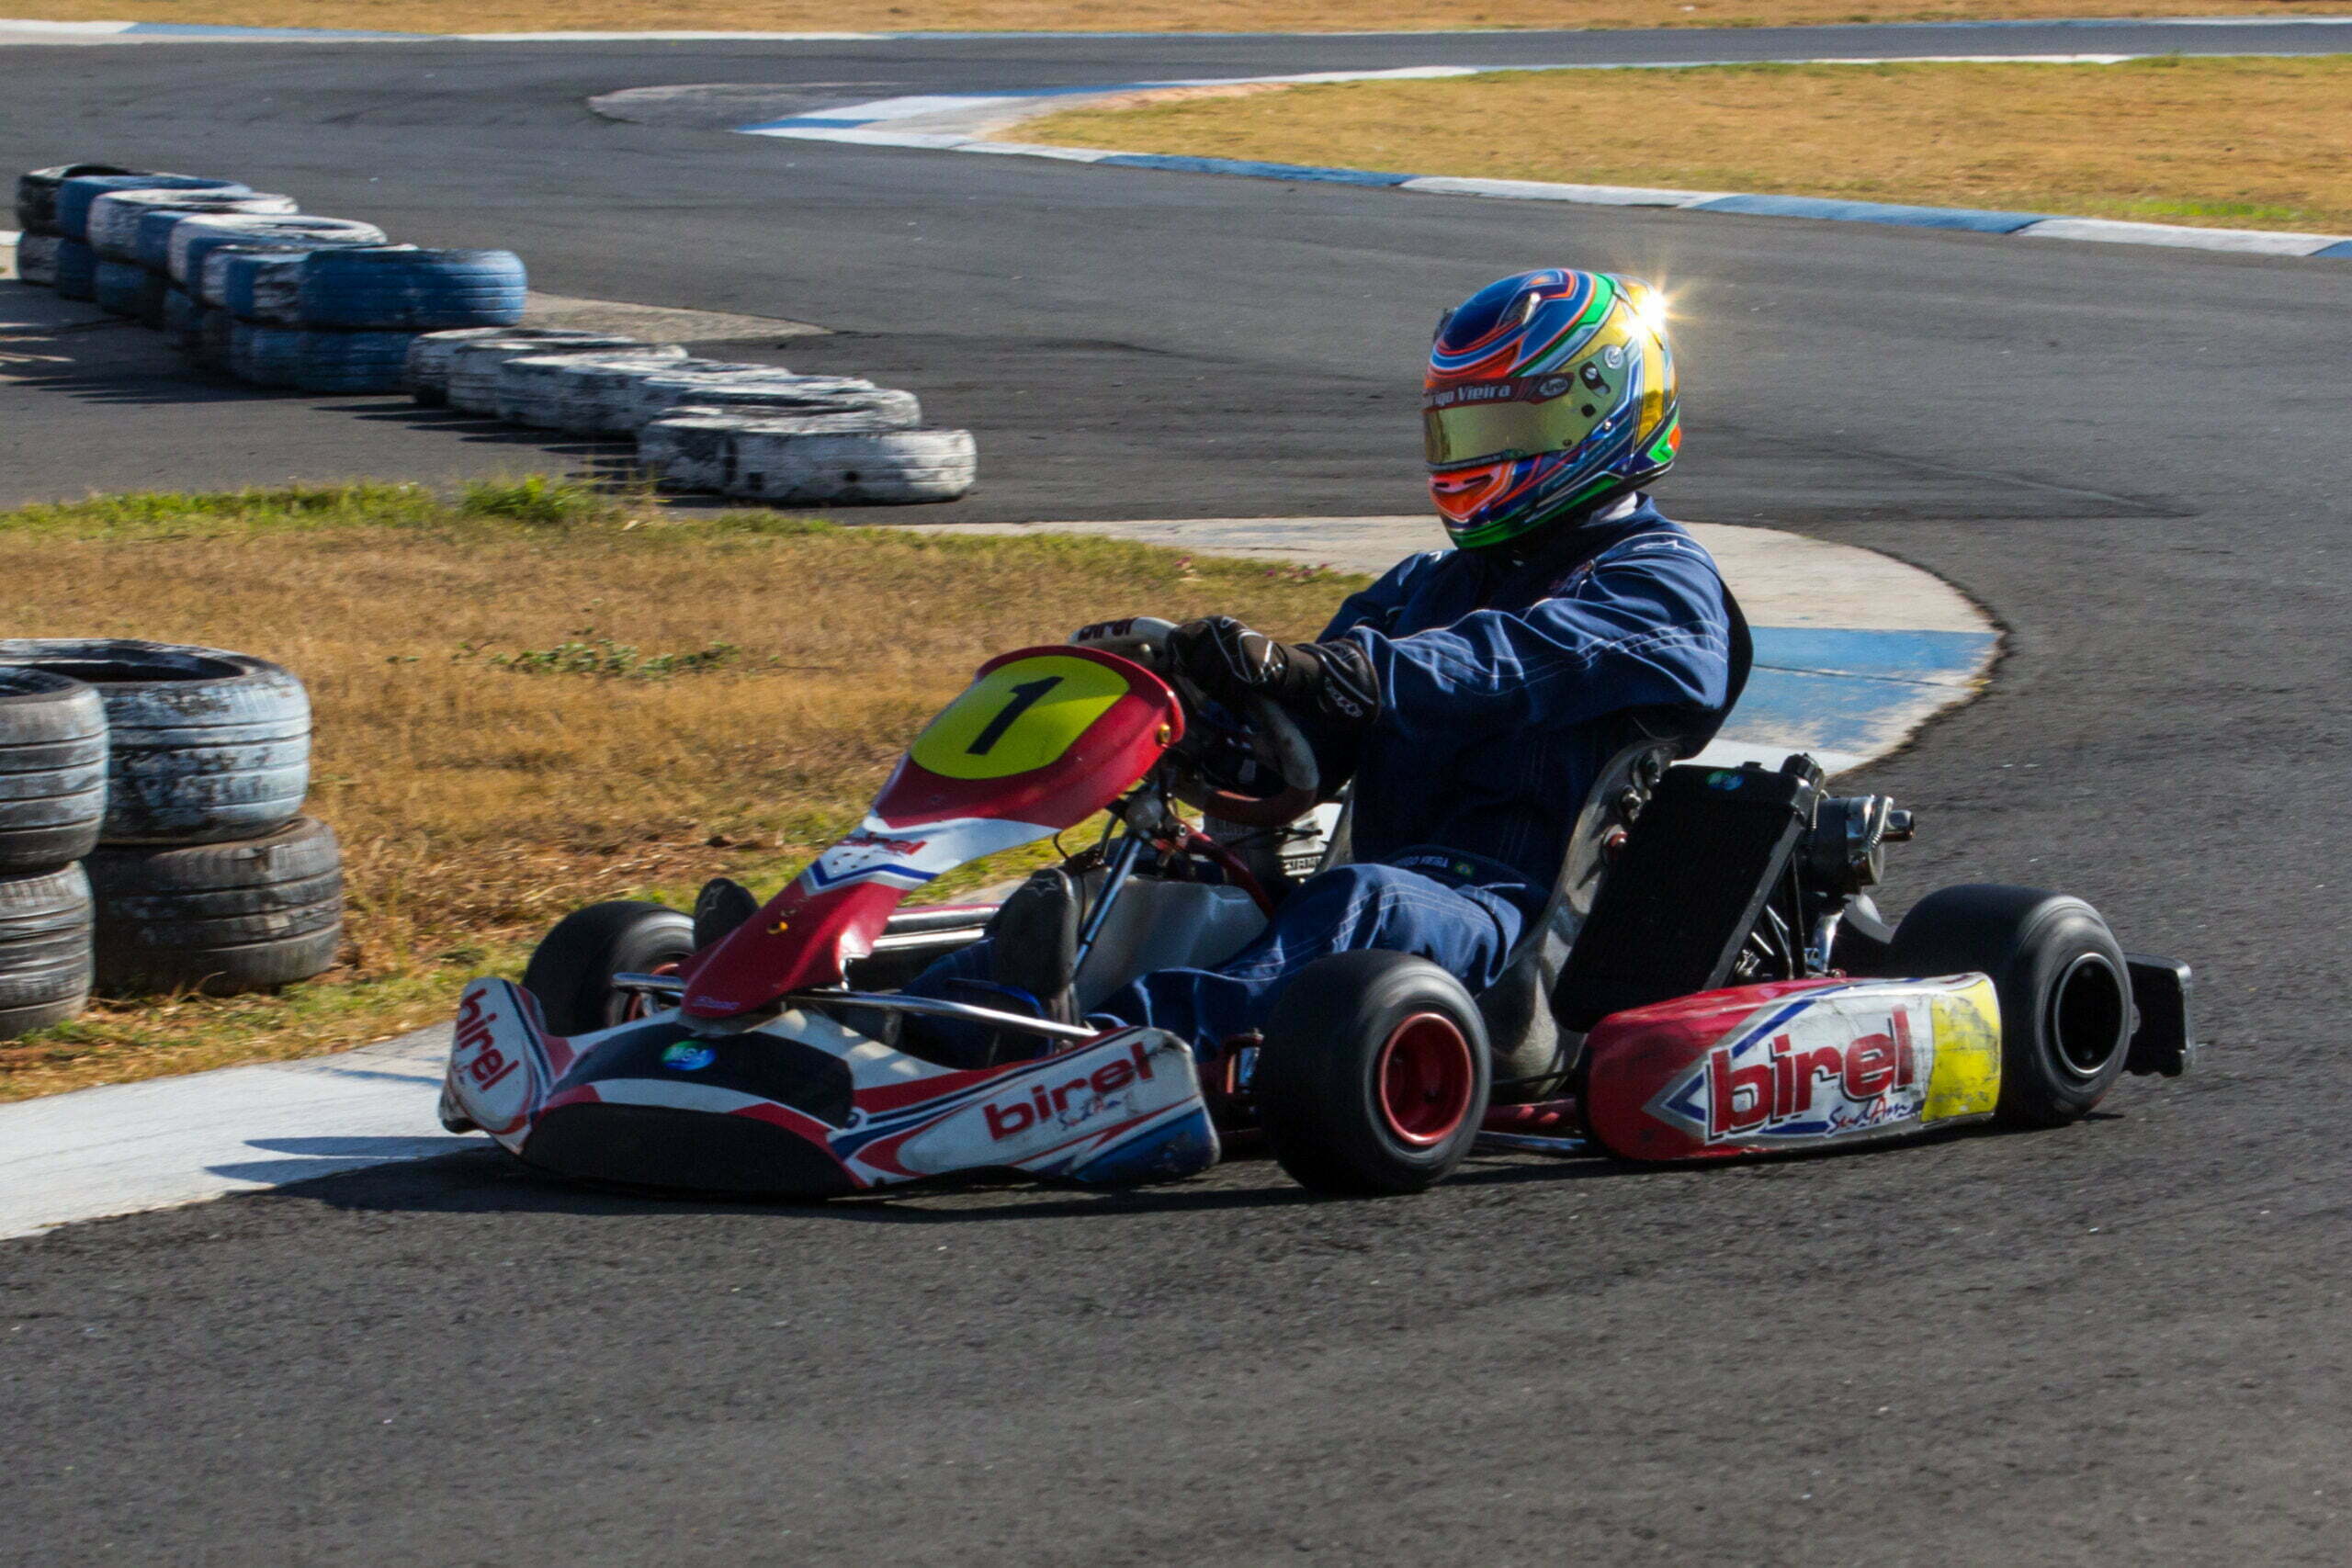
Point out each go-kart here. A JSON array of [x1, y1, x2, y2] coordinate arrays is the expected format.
[[440, 617, 2194, 1197]]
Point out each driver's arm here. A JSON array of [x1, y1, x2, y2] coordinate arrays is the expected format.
[[1338, 531, 1734, 741]]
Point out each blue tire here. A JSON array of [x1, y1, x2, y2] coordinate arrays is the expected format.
[[293, 330, 421, 394], [162, 286, 202, 351], [130, 195, 296, 272], [51, 239, 96, 300], [295, 247, 527, 330], [16, 164, 142, 236], [169, 214, 385, 288], [228, 321, 306, 388], [91, 258, 156, 319], [52, 174, 246, 243]]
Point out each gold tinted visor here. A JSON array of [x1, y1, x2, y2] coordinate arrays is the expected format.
[[1422, 378, 1612, 468]]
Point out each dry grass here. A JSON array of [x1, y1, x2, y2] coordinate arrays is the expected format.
[[1022, 55, 2352, 234], [0, 481, 1363, 1100], [0, 0, 2322, 34]]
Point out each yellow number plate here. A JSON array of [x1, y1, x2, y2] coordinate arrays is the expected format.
[[907, 655, 1132, 781]]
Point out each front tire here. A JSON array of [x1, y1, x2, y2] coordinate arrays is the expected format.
[[1255, 950, 1492, 1195], [1883, 885, 2133, 1128], [521, 899, 694, 1036]]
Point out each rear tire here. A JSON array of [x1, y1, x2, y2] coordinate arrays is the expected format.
[[1884, 884, 2132, 1128], [521, 900, 693, 1036], [1256, 950, 1491, 1195]]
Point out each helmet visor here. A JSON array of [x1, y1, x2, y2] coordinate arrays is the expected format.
[[1422, 372, 1614, 468]]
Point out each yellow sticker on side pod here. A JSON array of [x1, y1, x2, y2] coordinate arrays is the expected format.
[[907, 655, 1132, 781], [1924, 977, 2003, 1122]]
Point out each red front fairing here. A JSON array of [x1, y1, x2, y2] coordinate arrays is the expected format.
[[1579, 976, 2002, 1161], [679, 646, 1182, 1019]]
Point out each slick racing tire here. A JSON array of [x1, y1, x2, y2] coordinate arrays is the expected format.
[[522, 900, 695, 1036], [1884, 884, 2134, 1129], [1256, 949, 1492, 1195], [0, 668, 108, 874], [85, 817, 344, 996], [0, 639, 311, 845], [0, 864, 95, 1040]]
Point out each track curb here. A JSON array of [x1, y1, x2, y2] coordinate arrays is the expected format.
[[731, 53, 2352, 262]]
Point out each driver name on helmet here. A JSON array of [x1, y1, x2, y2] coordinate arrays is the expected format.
[[1424, 268, 1680, 553]]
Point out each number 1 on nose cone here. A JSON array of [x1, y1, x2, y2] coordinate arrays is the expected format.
[[909, 656, 1127, 781]]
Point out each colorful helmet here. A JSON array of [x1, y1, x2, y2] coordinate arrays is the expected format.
[[1424, 268, 1680, 551]]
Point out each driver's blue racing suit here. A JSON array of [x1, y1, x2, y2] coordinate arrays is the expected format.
[[912, 494, 1739, 1062]]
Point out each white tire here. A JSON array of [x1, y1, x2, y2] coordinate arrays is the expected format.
[[16, 232, 61, 287], [494, 351, 699, 434], [729, 426, 978, 505], [402, 327, 518, 404], [624, 372, 918, 432], [455, 339, 677, 418]]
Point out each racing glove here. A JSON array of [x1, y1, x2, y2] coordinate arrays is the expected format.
[[1165, 615, 1380, 735]]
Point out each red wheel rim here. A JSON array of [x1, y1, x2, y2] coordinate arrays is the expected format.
[[1374, 1012, 1476, 1147]]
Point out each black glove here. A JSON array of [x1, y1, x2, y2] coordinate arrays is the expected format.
[[1164, 616, 1379, 733]]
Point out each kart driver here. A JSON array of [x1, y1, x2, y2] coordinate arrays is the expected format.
[[910, 268, 1745, 1066]]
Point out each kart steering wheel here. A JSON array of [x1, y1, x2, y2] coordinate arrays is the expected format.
[[1070, 617, 1321, 828]]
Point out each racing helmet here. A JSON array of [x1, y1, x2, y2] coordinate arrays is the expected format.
[[1425, 268, 1680, 552]]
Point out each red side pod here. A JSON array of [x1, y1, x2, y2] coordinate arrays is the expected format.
[[678, 646, 1182, 1021], [1580, 979, 1851, 1161]]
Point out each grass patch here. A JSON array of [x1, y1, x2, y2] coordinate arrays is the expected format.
[[1020, 55, 2352, 235], [0, 482, 1366, 1100], [0, 0, 2321, 35]]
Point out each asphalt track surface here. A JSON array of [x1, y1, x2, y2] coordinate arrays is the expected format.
[[4, 21, 2351, 1566]]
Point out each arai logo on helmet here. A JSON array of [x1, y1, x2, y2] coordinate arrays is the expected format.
[[1649, 999, 1929, 1145], [662, 1042, 718, 1072]]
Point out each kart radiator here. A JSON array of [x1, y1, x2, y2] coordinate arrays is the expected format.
[[1552, 761, 1819, 1032]]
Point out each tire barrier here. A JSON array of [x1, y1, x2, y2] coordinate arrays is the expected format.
[[168, 214, 387, 288], [0, 864, 95, 1041], [51, 238, 96, 299], [85, 187, 294, 265], [0, 669, 107, 876], [161, 285, 201, 352], [494, 349, 710, 434], [401, 325, 520, 405], [0, 639, 311, 847], [53, 173, 248, 242], [91, 256, 157, 319], [440, 331, 660, 414], [640, 413, 979, 504], [15, 158, 975, 505], [16, 231, 60, 288], [15, 163, 141, 235], [296, 247, 527, 331], [228, 321, 305, 387], [292, 329, 421, 395], [85, 816, 343, 998], [620, 371, 919, 432]]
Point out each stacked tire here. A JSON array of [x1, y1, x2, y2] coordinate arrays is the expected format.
[[0, 640, 344, 1008], [16, 159, 977, 506], [0, 671, 107, 1038]]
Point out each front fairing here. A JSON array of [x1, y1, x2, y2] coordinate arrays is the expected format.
[[442, 976, 1218, 1194], [677, 645, 1182, 1019]]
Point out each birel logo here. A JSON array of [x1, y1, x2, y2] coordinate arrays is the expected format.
[[984, 1039, 1157, 1141], [448, 985, 538, 1135], [1655, 1004, 1928, 1146]]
